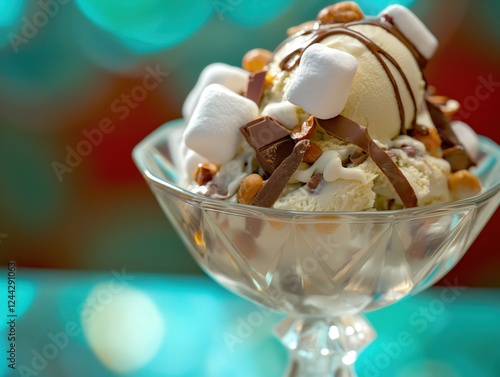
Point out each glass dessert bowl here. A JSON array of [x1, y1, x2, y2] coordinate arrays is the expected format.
[[133, 119, 500, 377]]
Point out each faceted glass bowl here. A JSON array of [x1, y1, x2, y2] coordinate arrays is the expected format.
[[133, 119, 500, 377]]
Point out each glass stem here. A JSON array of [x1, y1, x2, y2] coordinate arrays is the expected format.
[[274, 315, 376, 377]]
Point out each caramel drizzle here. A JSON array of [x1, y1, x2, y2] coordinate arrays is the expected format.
[[278, 19, 426, 134]]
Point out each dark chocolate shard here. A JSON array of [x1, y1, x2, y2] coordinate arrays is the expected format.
[[240, 116, 295, 176], [426, 99, 476, 172], [251, 140, 309, 208], [317, 115, 418, 209], [245, 70, 267, 105]]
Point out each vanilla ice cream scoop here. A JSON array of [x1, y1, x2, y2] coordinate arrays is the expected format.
[[263, 4, 435, 142]]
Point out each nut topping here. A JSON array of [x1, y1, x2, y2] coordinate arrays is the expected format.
[[242, 48, 272, 73], [317, 2, 364, 24], [448, 170, 481, 200], [194, 163, 218, 185], [410, 124, 442, 156], [303, 142, 323, 164], [291, 116, 317, 141], [427, 95, 460, 120], [237, 174, 264, 204]]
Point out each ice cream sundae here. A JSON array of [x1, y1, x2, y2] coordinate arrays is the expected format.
[[179, 2, 481, 211]]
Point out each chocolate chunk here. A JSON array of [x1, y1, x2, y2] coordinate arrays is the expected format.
[[306, 173, 323, 192], [426, 99, 475, 171], [316, 115, 418, 208], [245, 70, 267, 105], [442, 146, 471, 171], [251, 140, 309, 208], [240, 116, 295, 176]]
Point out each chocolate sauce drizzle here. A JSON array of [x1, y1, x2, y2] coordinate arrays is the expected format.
[[276, 18, 427, 135]]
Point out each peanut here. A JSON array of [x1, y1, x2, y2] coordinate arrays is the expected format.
[[303, 142, 323, 164], [291, 115, 317, 141], [317, 2, 364, 24], [412, 126, 442, 156], [428, 95, 460, 120], [448, 170, 481, 200], [242, 48, 272, 73], [427, 95, 449, 105], [193, 162, 218, 185], [237, 174, 264, 204]]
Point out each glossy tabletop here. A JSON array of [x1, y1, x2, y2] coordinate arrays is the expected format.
[[2, 269, 500, 377]]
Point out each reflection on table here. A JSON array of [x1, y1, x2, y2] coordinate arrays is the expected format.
[[2, 269, 500, 377]]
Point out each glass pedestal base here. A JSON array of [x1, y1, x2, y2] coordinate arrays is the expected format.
[[275, 315, 376, 377]]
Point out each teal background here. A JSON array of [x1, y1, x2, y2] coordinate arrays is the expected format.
[[1, 270, 500, 376], [0, 0, 499, 286]]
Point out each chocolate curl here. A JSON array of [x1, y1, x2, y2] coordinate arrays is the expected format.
[[251, 140, 309, 208], [426, 99, 476, 172], [317, 115, 418, 208]]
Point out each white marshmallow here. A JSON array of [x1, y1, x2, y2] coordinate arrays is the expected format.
[[261, 101, 300, 130], [379, 5, 438, 60], [285, 44, 358, 120], [451, 120, 479, 160], [183, 83, 259, 164], [182, 63, 250, 121], [179, 140, 208, 184]]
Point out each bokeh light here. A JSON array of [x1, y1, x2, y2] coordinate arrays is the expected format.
[[356, 0, 416, 15], [81, 285, 165, 373], [0, 0, 24, 49], [0, 4, 114, 131], [75, 0, 213, 53], [0, 0, 24, 27], [70, 10, 148, 75]]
